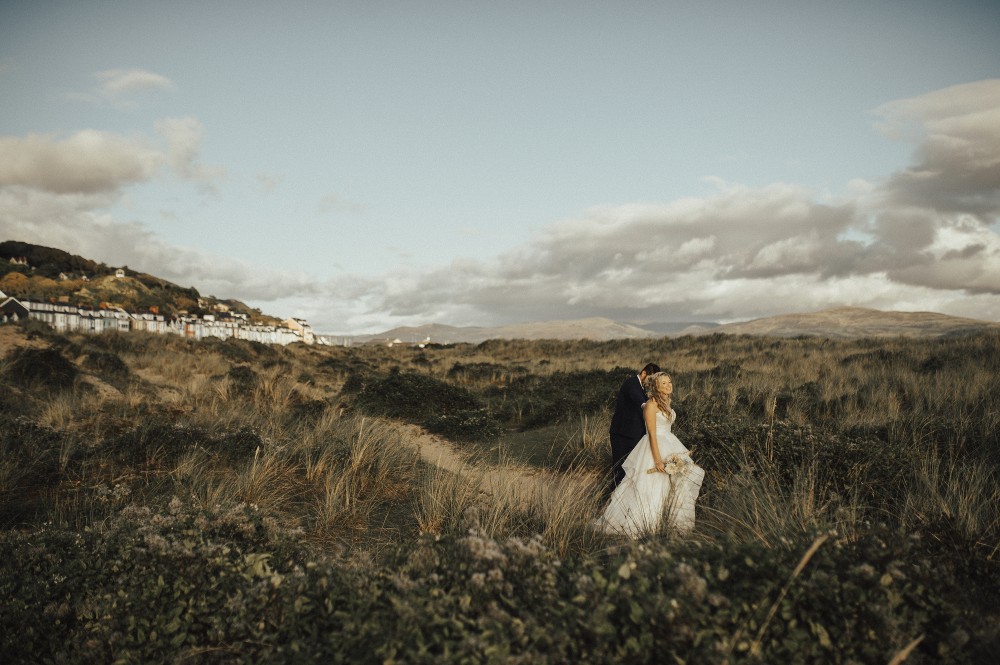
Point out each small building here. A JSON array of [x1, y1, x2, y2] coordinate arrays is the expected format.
[[283, 317, 315, 344], [132, 312, 168, 334], [1, 296, 29, 323], [114, 268, 126, 278]]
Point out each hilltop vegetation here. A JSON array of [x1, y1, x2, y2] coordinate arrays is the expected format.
[[1, 322, 998, 662], [0, 240, 272, 321]]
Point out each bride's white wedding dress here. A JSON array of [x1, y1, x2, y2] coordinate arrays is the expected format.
[[597, 409, 704, 538]]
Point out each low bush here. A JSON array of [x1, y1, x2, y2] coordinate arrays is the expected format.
[[357, 371, 503, 442], [1, 504, 995, 664], [227, 364, 259, 397], [81, 350, 130, 378], [1, 347, 78, 392], [678, 417, 918, 516], [490, 367, 631, 429], [0, 415, 68, 525]]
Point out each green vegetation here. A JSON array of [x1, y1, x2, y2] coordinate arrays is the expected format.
[[1, 322, 998, 662], [0, 241, 271, 320]]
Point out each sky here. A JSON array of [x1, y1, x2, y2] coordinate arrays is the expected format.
[[1, 0, 999, 334]]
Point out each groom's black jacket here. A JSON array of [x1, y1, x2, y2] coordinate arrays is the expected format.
[[610, 374, 647, 441]]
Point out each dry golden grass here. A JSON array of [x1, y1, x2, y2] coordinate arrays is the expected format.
[[902, 449, 1000, 545], [4, 326, 998, 560], [414, 464, 483, 536]]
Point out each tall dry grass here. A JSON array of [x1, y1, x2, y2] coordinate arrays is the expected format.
[[414, 463, 483, 536], [556, 409, 612, 469], [6, 326, 999, 561], [900, 448, 1000, 547]]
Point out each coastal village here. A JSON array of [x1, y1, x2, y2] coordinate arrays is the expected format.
[[0, 261, 322, 346], [0, 287, 320, 345], [0, 249, 442, 348]]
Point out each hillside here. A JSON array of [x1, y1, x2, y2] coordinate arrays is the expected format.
[[343, 317, 658, 344], [338, 307, 999, 344], [710, 306, 1000, 338], [0, 240, 276, 322]]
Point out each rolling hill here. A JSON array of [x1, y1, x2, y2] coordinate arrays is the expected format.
[[338, 307, 1000, 344], [1, 240, 275, 322], [339, 317, 660, 345], [707, 306, 1000, 338]]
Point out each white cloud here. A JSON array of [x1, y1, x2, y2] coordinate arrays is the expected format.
[[4, 79, 1000, 334], [155, 117, 226, 191], [324, 80, 1000, 330], [0, 131, 160, 193], [96, 68, 175, 95], [0, 119, 297, 308], [0, 185, 321, 303], [0, 118, 224, 195], [874, 79, 1000, 216], [67, 68, 176, 108]]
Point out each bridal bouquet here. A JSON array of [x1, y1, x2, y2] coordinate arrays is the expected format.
[[647, 453, 689, 475]]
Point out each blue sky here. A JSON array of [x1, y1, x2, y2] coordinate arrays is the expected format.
[[2, 1, 999, 333]]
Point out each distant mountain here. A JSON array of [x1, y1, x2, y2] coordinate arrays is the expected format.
[[334, 307, 1000, 345], [637, 321, 721, 335], [707, 306, 1000, 338], [336, 317, 660, 345], [343, 323, 490, 345]]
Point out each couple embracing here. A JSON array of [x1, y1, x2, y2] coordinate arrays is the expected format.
[[596, 363, 705, 537]]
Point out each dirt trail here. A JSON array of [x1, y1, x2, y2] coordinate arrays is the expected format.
[[396, 423, 598, 509]]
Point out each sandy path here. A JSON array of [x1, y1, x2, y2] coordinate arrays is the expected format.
[[396, 422, 599, 509]]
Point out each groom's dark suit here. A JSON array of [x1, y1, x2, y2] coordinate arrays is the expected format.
[[608, 373, 648, 491]]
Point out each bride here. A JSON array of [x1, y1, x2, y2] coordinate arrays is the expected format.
[[597, 372, 704, 537]]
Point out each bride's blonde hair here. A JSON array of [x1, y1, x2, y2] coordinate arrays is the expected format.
[[646, 372, 674, 422]]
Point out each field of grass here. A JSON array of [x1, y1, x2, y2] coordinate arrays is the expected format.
[[1, 321, 998, 663]]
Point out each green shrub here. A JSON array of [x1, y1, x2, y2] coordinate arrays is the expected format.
[[357, 371, 503, 441], [226, 364, 259, 397], [81, 350, 130, 378], [0, 415, 68, 525], [5, 512, 992, 663], [490, 367, 630, 429], [1, 347, 78, 392], [104, 420, 208, 467]]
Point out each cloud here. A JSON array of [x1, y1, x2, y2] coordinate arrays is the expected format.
[[97, 68, 175, 95], [155, 117, 226, 192], [0, 119, 294, 307], [4, 79, 999, 334], [328, 80, 1000, 330], [874, 79, 1000, 216], [0, 118, 224, 195], [67, 68, 176, 108], [0, 131, 160, 193], [0, 185, 321, 303]]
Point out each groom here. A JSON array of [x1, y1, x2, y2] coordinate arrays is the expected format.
[[607, 362, 660, 497]]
